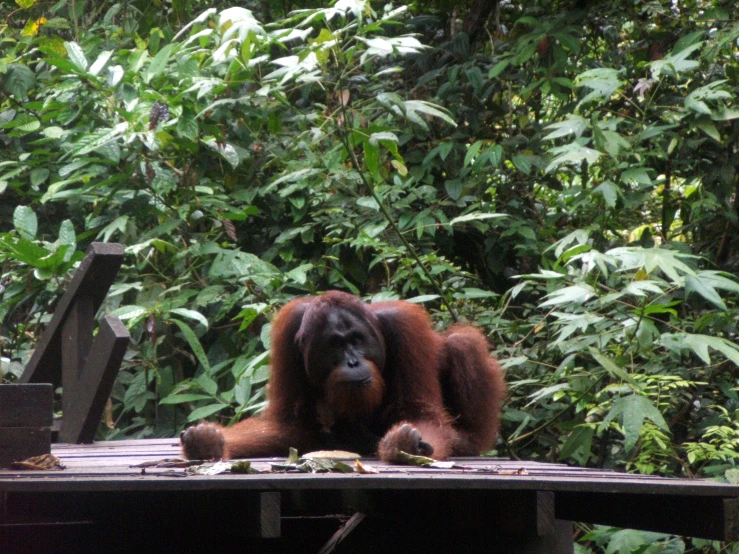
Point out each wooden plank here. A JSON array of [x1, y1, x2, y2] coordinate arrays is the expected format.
[[0, 471, 735, 497], [0, 428, 51, 468], [1, 489, 279, 537], [19, 243, 125, 387], [61, 295, 94, 421], [556, 491, 738, 541], [59, 316, 130, 444], [0, 384, 52, 427]]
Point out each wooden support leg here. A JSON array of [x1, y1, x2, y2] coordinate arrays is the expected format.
[[257, 491, 282, 539]]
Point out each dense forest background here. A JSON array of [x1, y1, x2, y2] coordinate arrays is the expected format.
[[2, 0, 739, 551]]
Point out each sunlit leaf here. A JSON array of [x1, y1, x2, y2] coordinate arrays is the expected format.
[[170, 308, 210, 329], [64, 41, 88, 71], [13, 205, 37, 240], [449, 213, 507, 225], [543, 115, 588, 140], [540, 284, 597, 307], [661, 333, 739, 366], [685, 275, 726, 310]]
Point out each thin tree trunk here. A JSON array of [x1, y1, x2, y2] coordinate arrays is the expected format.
[[462, 0, 498, 43]]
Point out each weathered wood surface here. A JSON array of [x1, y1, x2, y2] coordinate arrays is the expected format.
[[0, 439, 733, 495]]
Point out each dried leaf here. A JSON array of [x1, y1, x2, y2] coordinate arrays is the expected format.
[[222, 218, 237, 241], [186, 461, 233, 475], [12, 454, 66, 470], [354, 460, 379, 474], [429, 461, 456, 469], [490, 465, 530, 475], [103, 397, 115, 430]]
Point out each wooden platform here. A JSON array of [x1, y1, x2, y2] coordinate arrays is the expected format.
[[2, 439, 738, 553]]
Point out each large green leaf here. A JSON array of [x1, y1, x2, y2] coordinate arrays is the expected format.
[[145, 44, 175, 82], [543, 115, 588, 140], [589, 347, 639, 388], [186, 403, 228, 422], [661, 333, 739, 366], [64, 41, 88, 71], [2, 65, 35, 98], [13, 205, 37, 240], [540, 284, 596, 307], [170, 318, 212, 374], [685, 274, 726, 310], [601, 394, 668, 452]]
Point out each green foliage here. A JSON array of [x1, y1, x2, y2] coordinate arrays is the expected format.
[[0, 1, 483, 440], [2, 1, 739, 551]]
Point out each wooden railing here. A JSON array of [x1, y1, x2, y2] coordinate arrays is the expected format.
[[18, 242, 129, 443]]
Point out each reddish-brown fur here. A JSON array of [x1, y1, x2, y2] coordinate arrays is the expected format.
[[181, 291, 506, 463]]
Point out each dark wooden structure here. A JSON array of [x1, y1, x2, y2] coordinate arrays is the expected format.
[[18, 242, 129, 444], [1, 439, 738, 553]]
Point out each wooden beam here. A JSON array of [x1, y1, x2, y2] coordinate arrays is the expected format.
[[556, 491, 738, 541], [0, 384, 52, 427], [59, 316, 129, 444]]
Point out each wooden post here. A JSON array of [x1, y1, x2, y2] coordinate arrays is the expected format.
[[59, 316, 130, 443], [0, 384, 52, 467]]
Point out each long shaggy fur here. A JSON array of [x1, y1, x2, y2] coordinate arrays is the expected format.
[[181, 291, 506, 463]]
